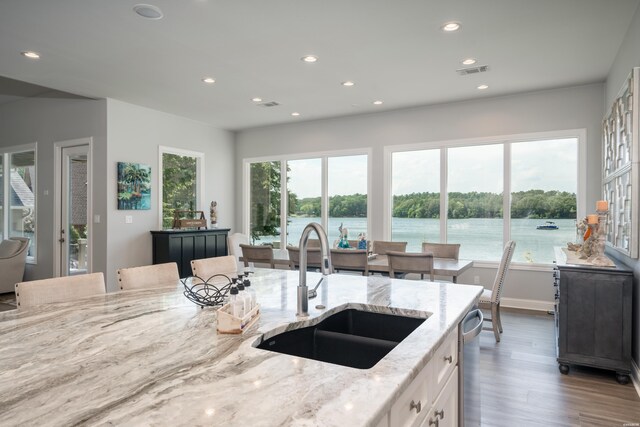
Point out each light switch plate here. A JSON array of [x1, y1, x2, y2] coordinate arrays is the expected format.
[[125, 215, 133, 224], [94, 214, 101, 223]]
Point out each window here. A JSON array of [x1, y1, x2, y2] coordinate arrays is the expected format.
[[391, 149, 440, 251], [246, 151, 370, 248], [388, 131, 582, 264], [160, 147, 203, 229], [448, 144, 503, 261], [510, 138, 577, 263], [0, 145, 37, 261], [249, 161, 281, 246], [327, 155, 368, 244], [287, 158, 321, 246]]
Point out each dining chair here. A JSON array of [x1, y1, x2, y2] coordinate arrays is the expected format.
[[330, 249, 369, 276], [287, 246, 322, 271], [191, 255, 238, 284], [239, 244, 275, 269], [372, 240, 408, 255], [386, 251, 434, 281], [479, 240, 516, 342], [117, 262, 179, 291], [15, 272, 106, 309], [228, 232, 251, 270], [421, 242, 460, 260]]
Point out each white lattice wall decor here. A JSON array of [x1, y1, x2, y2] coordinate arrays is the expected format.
[[602, 67, 639, 258]]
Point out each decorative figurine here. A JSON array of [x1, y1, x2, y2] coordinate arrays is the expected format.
[[357, 232, 367, 250], [210, 201, 218, 227], [336, 223, 350, 248]]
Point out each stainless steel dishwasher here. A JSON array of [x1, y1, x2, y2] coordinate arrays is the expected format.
[[458, 308, 483, 426]]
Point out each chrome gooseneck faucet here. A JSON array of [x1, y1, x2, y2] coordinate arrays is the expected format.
[[297, 222, 332, 317]]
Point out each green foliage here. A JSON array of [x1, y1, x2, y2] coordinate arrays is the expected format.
[[287, 190, 576, 219], [162, 154, 197, 228], [250, 162, 282, 241]]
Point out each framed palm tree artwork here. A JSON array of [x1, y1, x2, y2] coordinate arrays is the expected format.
[[117, 162, 151, 210]]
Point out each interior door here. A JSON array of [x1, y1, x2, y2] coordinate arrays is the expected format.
[[60, 144, 90, 276]]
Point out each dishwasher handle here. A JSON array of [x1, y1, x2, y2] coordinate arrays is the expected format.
[[462, 309, 484, 344]]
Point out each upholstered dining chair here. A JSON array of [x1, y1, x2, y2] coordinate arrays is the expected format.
[[117, 262, 179, 291], [421, 242, 461, 260], [330, 249, 369, 276], [372, 240, 408, 255], [479, 240, 516, 342], [386, 251, 434, 281], [228, 232, 251, 271], [191, 255, 238, 284], [15, 272, 106, 309], [239, 244, 275, 269], [287, 246, 322, 271], [0, 237, 29, 294]]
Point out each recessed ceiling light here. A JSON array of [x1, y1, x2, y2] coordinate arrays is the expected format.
[[477, 84, 489, 90], [21, 51, 40, 59], [301, 55, 318, 63], [202, 77, 215, 84], [291, 112, 300, 116], [373, 100, 383, 105], [341, 81, 355, 87], [442, 21, 461, 32], [251, 97, 262, 102], [462, 58, 476, 65], [133, 4, 164, 20]]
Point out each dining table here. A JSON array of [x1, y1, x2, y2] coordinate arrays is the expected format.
[[244, 249, 473, 283]]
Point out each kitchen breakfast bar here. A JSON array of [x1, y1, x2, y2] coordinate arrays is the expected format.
[[0, 270, 481, 426]]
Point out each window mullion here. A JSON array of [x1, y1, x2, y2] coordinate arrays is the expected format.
[[280, 161, 287, 249], [503, 143, 511, 245], [2, 153, 7, 238], [440, 148, 448, 243], [321, 157, 328, 232]]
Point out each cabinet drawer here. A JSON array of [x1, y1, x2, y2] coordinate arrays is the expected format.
[[389, 360, 432, 427], [431, 327, 458, 401], [421, 367, 459, 427]]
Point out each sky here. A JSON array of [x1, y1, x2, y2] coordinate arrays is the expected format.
[[285, 138, 578, 198]]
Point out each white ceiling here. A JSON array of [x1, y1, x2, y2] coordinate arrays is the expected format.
[[0, 0, 638, 131]]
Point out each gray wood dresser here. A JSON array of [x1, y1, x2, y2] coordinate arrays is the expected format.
[[553, 247, 632, 384]]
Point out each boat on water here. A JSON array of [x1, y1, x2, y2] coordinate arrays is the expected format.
[[536, 221, 559, 230]]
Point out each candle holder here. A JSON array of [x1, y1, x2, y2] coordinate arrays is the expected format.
[[586, 209, 611, 266]]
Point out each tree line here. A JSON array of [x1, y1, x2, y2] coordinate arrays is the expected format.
[[291, 189, 576, 219]]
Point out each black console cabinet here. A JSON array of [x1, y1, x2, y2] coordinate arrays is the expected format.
[[151, 228, 230, 277], [553, 248, 632, 384]]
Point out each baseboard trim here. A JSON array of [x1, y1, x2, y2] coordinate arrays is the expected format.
[[632, 359, 640, 398], [501, 297, 554, 312]]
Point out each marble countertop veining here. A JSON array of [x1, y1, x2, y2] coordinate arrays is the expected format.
[[0, 269, 482, 427]]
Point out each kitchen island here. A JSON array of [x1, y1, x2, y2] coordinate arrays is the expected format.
[[0, 270, 481, 426]]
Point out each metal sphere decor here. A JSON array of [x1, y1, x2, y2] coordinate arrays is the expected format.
[[181, 274, 232, 308]]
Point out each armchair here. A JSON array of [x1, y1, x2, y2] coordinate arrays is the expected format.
[[0, 237, 29, 293]]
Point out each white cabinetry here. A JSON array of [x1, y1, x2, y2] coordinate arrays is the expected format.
[[384, 327, 459, 427]]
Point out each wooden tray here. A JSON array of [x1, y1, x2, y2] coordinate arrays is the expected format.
[[217, 303, 260, 334]]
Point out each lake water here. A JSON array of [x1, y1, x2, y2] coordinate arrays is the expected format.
[[256, 216, 577, 264]]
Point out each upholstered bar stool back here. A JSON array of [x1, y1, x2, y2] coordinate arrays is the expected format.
[[15, 272, 106, 309], [117, 262, 179, 291], [191, 255, 238, 284]]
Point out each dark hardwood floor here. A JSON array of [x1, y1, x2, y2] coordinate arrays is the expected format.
[[480, 308, 640, 427]]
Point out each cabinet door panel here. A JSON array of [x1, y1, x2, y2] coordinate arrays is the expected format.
[[564, 272, 595, 355], [594, 279, 624, 359]]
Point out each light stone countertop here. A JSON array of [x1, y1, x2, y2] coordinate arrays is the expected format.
[[0, 269, 482, 427]]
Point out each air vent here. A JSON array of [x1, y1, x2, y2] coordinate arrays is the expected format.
[[257, 101, 280, 107], [456, 65, 489, 76]]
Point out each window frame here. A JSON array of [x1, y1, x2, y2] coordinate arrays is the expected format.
[[158, 146, 205, 230], [243, 148, 372, 248], [1, 143, 38, 264], [384, 129, 586, 268]]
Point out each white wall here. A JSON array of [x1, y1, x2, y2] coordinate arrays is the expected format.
[[0, 97, 108, 281], [235, 83, 605, 308], [604, 2, 640, 370], [105, 99, 234, 292]]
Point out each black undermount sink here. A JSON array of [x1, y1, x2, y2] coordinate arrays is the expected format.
[[254, 308, 427, 369]]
